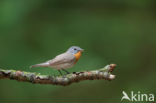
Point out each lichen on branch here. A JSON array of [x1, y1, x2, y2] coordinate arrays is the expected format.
[[0, 64, 116, 86]]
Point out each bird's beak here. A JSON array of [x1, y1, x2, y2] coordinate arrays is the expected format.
[[80, 49, 84, 52]]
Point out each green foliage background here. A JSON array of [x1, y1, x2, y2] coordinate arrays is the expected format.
[[0, 0, 156, 103]]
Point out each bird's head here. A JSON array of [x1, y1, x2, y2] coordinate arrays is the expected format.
[[66, 46, 84, 61], [67, 46, 84, 54]]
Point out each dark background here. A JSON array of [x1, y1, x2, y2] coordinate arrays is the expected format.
[[0, 0, 156, 103]]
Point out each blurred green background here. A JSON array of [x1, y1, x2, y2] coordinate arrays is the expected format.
[[0, 0, 156, 103]]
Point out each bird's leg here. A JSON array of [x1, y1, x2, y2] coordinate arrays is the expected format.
[[58, 70, 63, 75], [62, 69, 70, 74]]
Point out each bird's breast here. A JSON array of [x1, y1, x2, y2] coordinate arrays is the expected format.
[[74, 51, 82, 62]]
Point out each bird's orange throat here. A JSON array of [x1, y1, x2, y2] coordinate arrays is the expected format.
[[74, 51, 82, 62]]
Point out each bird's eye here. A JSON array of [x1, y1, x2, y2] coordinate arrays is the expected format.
[[74, 48, 77, 50]]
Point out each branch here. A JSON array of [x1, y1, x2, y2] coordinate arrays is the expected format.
[[0, 64, 116, 86]]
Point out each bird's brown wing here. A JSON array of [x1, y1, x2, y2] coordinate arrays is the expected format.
[[48, 53, 75, 66]]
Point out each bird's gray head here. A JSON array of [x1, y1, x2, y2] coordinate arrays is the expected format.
[[66, 46, 84, 54]]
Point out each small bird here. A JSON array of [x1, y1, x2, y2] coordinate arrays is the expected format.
[[30, 46, 84, 75]]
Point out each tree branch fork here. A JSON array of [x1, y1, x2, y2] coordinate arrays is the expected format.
[[0, 64, 116, 86]]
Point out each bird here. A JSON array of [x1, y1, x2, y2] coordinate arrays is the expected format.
[[30, 46, 84, 75]]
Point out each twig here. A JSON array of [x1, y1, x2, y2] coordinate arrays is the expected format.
[[0, 64, 116, 86]]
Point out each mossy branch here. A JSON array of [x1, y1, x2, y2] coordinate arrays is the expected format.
[[0, 64, 116, 86]]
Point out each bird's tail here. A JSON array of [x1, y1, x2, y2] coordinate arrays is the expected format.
[[30, 62, 49, 69]]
